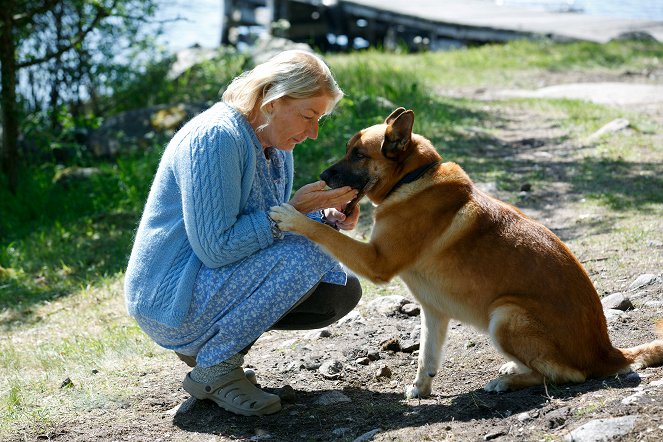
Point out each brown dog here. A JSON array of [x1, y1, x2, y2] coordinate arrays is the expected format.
[[270, 107, 663, 397]]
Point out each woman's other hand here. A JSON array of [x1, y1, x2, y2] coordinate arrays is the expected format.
[[323, 203, 360, 231], [289, 180, 357, 214]]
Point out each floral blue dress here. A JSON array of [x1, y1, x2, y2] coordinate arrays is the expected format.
[[135, 146, 346, 367]]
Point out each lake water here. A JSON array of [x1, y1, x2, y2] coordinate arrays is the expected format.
[[156, 0, 663, 53]]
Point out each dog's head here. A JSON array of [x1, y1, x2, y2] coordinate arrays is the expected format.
[[321, 107, 441, 209]]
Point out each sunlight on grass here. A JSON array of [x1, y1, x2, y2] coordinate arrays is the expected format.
[[0, 276, 164, 438]]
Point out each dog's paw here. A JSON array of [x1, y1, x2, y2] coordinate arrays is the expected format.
[[499, 361, 520, 375], [405, 381, 432, 399], [405, 384, 422, 399], [269, 204, 304, 232], [484, 377, 510, 393]]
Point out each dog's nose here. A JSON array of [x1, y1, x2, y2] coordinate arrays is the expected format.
[[320, 168, 333, 183]]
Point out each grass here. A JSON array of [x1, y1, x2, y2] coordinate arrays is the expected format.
[[1, 39, 662, 439]]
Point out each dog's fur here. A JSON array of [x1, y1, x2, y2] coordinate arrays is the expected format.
[[270, 107, 663, 397]]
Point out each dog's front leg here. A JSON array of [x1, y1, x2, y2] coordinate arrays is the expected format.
[[406, 308, 450, 398]]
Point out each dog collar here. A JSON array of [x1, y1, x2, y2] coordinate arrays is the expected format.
[[385, 161, 440, 198]]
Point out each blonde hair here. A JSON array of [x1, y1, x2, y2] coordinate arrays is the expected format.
[[222, 50, 343, 123]]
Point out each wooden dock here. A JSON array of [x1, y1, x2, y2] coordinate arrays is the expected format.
[[223, 0, 663, 50]]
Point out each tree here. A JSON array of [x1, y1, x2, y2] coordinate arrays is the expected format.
[[0, 0, 161, 193]]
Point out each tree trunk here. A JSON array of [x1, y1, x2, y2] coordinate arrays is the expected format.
[[0, 0, 19, 193]]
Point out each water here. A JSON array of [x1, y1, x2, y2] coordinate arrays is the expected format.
[[155, 0, 663, 54], [495, 0, 663, 21]]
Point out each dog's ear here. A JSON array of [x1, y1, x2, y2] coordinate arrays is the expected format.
[[381, 109, 415, 160], [384, 107, 407, 125]]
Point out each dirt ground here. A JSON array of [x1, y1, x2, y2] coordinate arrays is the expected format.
[[20, 72, 663, 442]]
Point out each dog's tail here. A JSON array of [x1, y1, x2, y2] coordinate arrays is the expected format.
[[618, 319, 663, 370]]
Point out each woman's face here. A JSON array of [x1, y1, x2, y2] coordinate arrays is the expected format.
[[258, 95, 333, 151]]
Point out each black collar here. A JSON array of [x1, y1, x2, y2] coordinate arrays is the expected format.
[[384, 161, 440, 198]]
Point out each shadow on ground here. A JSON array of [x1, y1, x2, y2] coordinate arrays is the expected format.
[[173, 374, 640, 441]]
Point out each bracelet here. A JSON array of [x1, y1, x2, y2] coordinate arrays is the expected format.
[[267, 213, 284, 240]]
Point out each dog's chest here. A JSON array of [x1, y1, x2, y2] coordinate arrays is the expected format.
[[400, 269, 487, 330]]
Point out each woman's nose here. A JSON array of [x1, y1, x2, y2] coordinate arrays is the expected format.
[[308, 120, 319, 140]]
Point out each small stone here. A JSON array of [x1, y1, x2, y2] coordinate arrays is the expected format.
[[276, 385, 297, 403], [629, 274, 660, 291], [313, 391, 351, 406], [356, 357, 370, 365], [366, 295, 408, 316], [517, 412, 532, 422], [484, 430, 507, 440], [375, 366, 392, 379], [367, 351, 381, 361], [400, 341, 420, 353], [604, 308, 627, 322], [601, 293, 633, 311], [380, 337, 401, 352], [305, 328, 332, 339], [332, 427, 351, 437], [319, 360, 343, 380], [353, 428, 381, 442], [400, 303, 421, 316], [564, 415, 638, 441], [60, 377, 73, 389], [244, 368, 257, 385]]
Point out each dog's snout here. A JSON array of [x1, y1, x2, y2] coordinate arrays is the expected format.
[[320, 167, 334, 183]]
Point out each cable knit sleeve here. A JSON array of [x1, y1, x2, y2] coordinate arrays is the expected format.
[[174, 120, 273, 269]]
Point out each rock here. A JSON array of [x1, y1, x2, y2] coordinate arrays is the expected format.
[[546, 407, 570, 429], [319, 360, 344, 380], [60, 377, 73, 389], [621, 390, 646, 405], [564, 415, 638, 441], [375, 366, 392, 378], [332, 427, 351, 438], [275, 385, 297, 403], [601, 293, 633, 311], [400, 340, 420, 353], [355, 357, 370, 365], [244, 368, 258, 385], [313, 391, 351, 406], [604, 308, 627, 322], [365, 295, 409, 316], [586, 118, 630, 142], [628, 274, 660, 291], [165, 397, 197, 416], [337, 310, 364, 325], [644, 301, 663, 308], [380, 337, 401, 352], [305, 328, 332, 339], [484, 430, 507, 440], [400, 303, 421, 316], [88, 102, 207, 157], [367, 351, 380, 361], [353, 428, 381, 442]]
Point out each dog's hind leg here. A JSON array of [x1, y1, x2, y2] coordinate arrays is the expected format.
[[406, 308, 449, 398], [485, 302, 586, 392]]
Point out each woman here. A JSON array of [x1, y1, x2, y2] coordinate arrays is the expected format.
[[124, 50, 362, 416]]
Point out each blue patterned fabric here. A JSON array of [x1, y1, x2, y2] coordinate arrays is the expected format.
[[131, 108, 346, 367]]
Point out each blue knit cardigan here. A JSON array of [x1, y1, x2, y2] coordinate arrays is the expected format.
[[124, 102, 294, 327]]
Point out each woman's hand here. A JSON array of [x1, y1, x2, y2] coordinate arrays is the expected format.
[[289, 180, 357, 214], [323, 203, 360, 231]]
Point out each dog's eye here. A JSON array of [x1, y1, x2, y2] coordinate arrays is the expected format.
[[351, 150, 366, 160]]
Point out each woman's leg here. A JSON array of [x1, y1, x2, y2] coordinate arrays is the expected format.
[[270, 270, 362, 330]]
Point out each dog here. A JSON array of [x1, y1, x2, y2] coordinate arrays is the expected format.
[[270, 107, 663, 398]]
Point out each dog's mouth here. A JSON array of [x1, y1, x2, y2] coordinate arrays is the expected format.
[[340, 177, 377, 216]]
